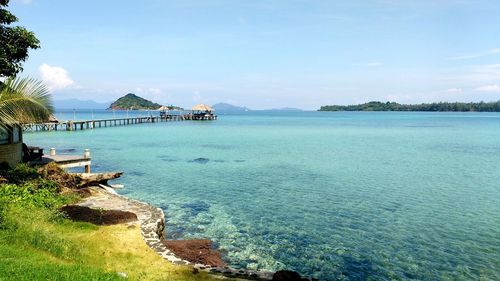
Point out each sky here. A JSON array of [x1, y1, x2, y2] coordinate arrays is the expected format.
[[8, 0, 500, 110]]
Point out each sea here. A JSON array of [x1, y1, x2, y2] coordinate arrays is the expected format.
[[24, 110, 500, 280]]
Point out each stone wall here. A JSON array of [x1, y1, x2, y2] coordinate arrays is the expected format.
[[78, 187, 275, 280], [0, 142, 22, 167]]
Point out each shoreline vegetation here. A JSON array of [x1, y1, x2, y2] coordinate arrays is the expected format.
[[0, 164, 223, 281], [318, 101, 500, 112], [0, 163, 297, 280]]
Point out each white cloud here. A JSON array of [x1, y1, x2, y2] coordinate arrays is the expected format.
[[38, 64, 74, 91], [445, 88, 462, 93], [475, 84, 500, 92], [148, 88, 162, 95], [448, 54, 482, 60], [448, 48, 500, 60], [472, 64, 500, 81]]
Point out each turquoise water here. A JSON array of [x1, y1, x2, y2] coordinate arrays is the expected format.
[[25, 111, 500, 280]]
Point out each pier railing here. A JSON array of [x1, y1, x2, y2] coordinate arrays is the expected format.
[[22, 114, 217, 132]]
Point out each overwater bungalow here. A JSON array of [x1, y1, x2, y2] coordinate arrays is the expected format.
[[191, 104, 217, 120]]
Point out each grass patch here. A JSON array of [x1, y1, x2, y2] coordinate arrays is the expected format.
[[0, 164, 222, 281]]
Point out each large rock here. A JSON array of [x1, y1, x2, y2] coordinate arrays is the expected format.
[[72, 172, 123, 188], [162, 239, 226, 267]]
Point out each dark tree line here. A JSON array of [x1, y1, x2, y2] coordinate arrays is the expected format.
[[319, 101, 500, 112], [0, 0, 40, 80]]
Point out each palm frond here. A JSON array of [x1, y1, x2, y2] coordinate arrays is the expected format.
[[0, 77, 53, 127]]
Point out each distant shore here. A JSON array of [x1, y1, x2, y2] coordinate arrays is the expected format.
[[319, 101, 500, 112]]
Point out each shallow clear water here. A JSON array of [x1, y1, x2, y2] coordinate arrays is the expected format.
[[25, 111, 500, 280]]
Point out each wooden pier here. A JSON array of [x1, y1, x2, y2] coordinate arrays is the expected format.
[[22, 114, 217, 132], [30, 154, 92, 173]]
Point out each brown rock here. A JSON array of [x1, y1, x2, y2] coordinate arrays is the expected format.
[[38, 163, 78, 190], [60, 205, 137, 225], [162, 239, 226, 267], [272, 270, 305, 281]]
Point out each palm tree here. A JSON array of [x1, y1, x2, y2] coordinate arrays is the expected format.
[[0, 76, 53, 127], [0, 77, 53, 166]]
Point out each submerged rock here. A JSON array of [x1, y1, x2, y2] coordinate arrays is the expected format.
[[162, 239, 226, 267], [181, 201, 210, 216], [189, 158, 210, 164], [127, 171, 145, 177], [157, 155, 178, 162]]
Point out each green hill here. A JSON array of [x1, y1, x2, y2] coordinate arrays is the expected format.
[[108, 93, 161, 110]]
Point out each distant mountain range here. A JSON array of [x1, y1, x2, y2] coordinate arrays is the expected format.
[[212, 103, 251, 112], [54, 98, 302, 112], [53, 99, 109, 109], [267, 107, 302, 111]]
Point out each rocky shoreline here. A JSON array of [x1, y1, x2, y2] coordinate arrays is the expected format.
[[74, 186, 276, 280], [163, 239, 226, 267]]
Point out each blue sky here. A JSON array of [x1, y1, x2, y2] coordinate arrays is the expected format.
[[9, 0, 500, 109]]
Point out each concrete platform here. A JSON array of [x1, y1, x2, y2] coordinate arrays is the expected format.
[[30, 155, 91, 171]]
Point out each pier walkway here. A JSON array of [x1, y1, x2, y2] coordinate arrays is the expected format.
[[29, 154, 92, 172], [22, 114, 217, 132]]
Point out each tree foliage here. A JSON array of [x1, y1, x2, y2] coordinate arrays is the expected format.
[[108, 93, 162, 110], [319, 101, 500, 112], [0, 76, 53, 127], [0, 0, 40, 78]]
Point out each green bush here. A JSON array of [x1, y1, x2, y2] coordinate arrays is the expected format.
[[0, 164, 120, 280], [0, 164, 76, 227], [0, 181, 70, 210], [0, 163, 40, 184]]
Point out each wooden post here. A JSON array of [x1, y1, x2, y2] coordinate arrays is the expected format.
[[84, 149, 91, 173]]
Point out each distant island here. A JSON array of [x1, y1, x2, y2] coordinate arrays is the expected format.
[[212, 103, 251, 113], [268, 107, 302, 111], [319, 101, 500, 112], [212, 103, 303, 112], [108, 93, 182, 110]]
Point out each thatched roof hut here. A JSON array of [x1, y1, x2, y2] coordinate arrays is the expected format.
[[191, 104, 214, 112]]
